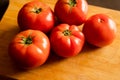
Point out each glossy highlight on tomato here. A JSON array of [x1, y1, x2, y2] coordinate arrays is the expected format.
[[82, 14, 117, 47], [50, 24, 85, 57], [54, 0, 88, 25], [18, 0, 55, 33], [8, 30, 50, 69]]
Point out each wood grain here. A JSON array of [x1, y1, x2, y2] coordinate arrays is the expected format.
[[0, 0, 120, 80]]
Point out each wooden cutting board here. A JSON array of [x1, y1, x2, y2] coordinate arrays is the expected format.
[[0, 0, 120, 80]]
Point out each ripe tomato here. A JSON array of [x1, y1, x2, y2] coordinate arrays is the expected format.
[[50, 24, 85, 57], [8, 30, 50, 69], [82, 14, 117, 47], [18, 0, 55, 33], [54, 0, 88, 25]]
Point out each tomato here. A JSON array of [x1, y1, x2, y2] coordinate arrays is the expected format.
[[8, 30, 50, 69], [54, 0, 88, 25], [82, 14, 117, 47], [50, 24, 85, 57], [18, 0, 55, 33]]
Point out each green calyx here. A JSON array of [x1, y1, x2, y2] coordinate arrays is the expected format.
[[68, 0, 77, 7], [21, 35, 33, 45], [63, 30, 71, 36], [32, 7, 42, 14]]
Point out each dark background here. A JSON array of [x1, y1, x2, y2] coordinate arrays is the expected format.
[[87, 0, 120, 10]]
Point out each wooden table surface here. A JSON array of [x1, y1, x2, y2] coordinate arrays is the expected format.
[[0, 0, 120, 80]]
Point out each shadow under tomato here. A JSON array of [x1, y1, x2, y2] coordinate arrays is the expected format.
[[44, 40, 100, 65], [44, 41, 100, 66], [81, 41, 100, 54], [0, 26, 20, 75], [43, 49, 66, 65], [0, 26, 100, 78]]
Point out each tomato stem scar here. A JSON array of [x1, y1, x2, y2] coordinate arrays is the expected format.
[[25, 35, 33, 44], [63, 30, 71, 36], [32, 7, 42, 14], [68, 0, 77, 7], [66, 0, 77, 13], [20, 35, 33, 45], [98, 18, 105, 23]]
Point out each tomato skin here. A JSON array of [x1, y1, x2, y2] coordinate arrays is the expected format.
[[8, 30, 50, 69], [50, 24, 85, 57], [54, 0, 88, 25], [18, 0, 55, 33], [82, 14, 117, 47]]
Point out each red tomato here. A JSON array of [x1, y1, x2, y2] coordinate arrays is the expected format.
[[54, 0, 88, 25], [50, 24, 85, 57], [18, 0, 55, 33], [82, 14, 117, 47], [8, 30, 50, 69]]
